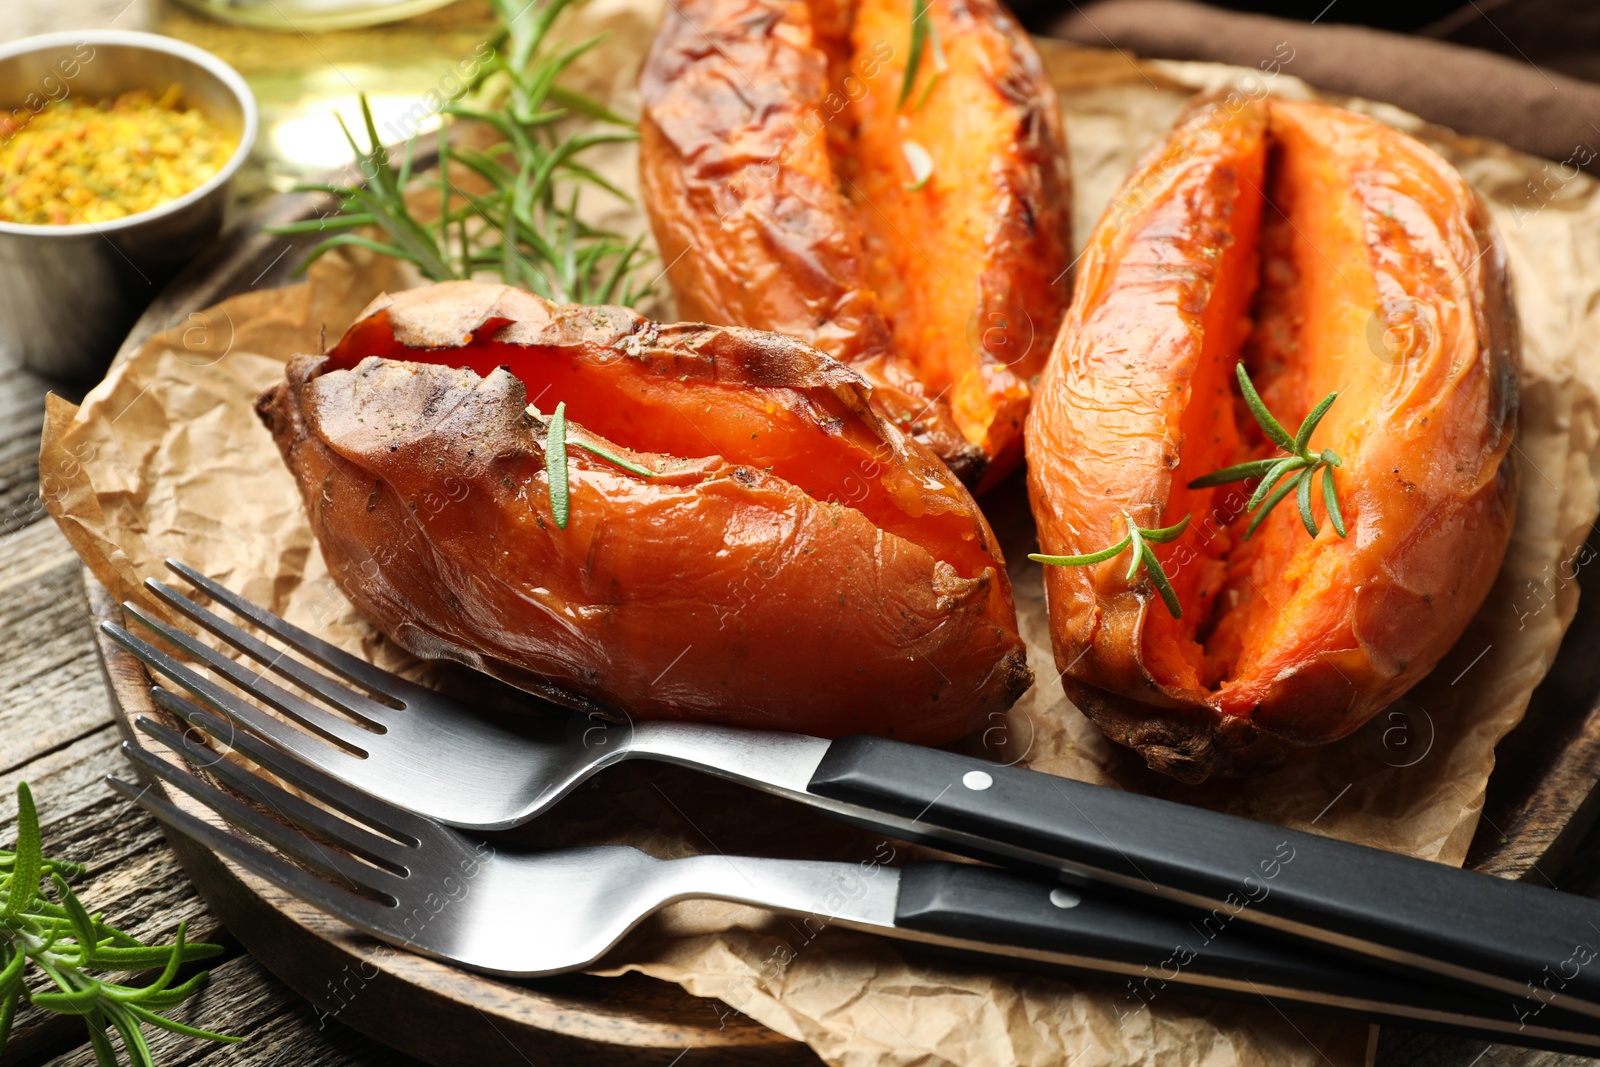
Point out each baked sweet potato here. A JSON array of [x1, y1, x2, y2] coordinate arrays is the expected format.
[[258, 281, 1030, 743], [638, 0, 1071, 489], [1025, 97, 1519, 781]]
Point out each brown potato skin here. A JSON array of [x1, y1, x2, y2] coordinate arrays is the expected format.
[[258, 282, 1030, 743], [1026, 98, 1519, 781], [638, 0, 1070, 489]]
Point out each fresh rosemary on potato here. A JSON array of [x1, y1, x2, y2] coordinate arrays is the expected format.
[[1030, 513, 1191, 619], [1, 783, 235, 1067], [899, 0, 945, 111], [532, 401, 654, 529], [274, 0, 653, 305], [1189, 363, 1347, 540]]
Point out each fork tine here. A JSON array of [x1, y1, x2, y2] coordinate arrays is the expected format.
[[119, 739, 407, 899], [104, 615, 371, 754], [145, 577, 391, 725], [106, 774, 395, 937], [135, 714, 413, 872], [150, 687, 432, 846], [144, 682, 364, 789], [165, 560, 406, 703]]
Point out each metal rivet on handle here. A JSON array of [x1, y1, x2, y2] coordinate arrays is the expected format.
[[1048, 888, 1081, 909], [962, 770, 993, 791]]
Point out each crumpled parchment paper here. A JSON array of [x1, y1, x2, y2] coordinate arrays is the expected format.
[[38, 9, 1600, 1065]]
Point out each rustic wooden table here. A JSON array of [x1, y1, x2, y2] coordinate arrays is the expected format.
[[5, 3, 1600, 1066]]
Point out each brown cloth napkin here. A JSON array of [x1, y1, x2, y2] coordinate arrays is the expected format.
[[1051, 0, 1600, 172]]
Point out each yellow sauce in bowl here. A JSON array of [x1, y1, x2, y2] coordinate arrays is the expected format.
[[0, 86, 237, 226]]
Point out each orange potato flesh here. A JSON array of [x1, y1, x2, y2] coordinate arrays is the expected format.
[[1027, 97, 1519, 779], [275, 282, 1031, 743], [638, 0, 1070, 487], [635, 0, 984, 483], [844, 0, 1063, 465]]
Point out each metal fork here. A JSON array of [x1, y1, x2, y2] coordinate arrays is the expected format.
[[107, 561, 834, 832], [102, 561, 1600, 1022], [106, 715, 1600, 1053]]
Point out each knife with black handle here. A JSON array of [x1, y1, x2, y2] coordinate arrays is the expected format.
[[802, 735, 1600, 1021], [891, 861, 1600, 1054]]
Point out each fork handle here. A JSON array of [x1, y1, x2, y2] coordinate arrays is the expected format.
[[890, 861, 1600, 1052], [810, 736, 1600, 1014]]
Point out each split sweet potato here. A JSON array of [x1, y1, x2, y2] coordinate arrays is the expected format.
[[1026, 97, 1519, 781], [638, 0, 1072, 489], [258, 281, 1030, 743]]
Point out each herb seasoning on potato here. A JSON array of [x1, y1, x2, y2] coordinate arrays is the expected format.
[[1026, 95, 1519, 782]]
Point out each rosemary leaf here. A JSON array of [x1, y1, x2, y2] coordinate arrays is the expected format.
[[32, 983, 101, 1015], [51, 872, 99, 966], [1323, 463, 1347, 538], [1140, 513, 1191, 544], [1294, 390, 1339, 453], [0, 944, 25, 994], [1123, 523, 1147, 582], [106, 1003, 154, 1067], [1235, 362, 1297, 452], [548, 401, 571, 530], [1027, 534, 1131, 568], [1140, 538, 1184, 618], [4, 784, 39, 919], [112, 976, 212, 1012], [267, 214, 377, 235], [1297, 460, 1319, 538], [1187, 457, 1279, 489], [899, 0, 933, 109], [123, 1002, 239, 1044], [0, 977, 17, 1051], [569, 438, 655, 477], [84, 1010, 118, 1067], [1247, 472, 1302, 539]]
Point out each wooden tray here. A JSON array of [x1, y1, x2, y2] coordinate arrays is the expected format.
[[85, 150, 1600, 1067]]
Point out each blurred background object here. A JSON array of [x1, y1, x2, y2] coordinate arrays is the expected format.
[[1044, 0, 1600, 172], [0, 30, 257, 379], [170, 0, 458, 31]]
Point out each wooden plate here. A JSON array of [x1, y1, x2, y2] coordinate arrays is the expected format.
[[86, 103, 1600, 1067], [86, 188, 821, 1066]]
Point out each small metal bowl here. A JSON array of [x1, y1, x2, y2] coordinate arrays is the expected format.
[[0, 31, 258, 381]]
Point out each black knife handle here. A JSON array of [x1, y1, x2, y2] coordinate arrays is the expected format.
[[814, 736, 1600, 1011], [894, 861, 1600, 1055]]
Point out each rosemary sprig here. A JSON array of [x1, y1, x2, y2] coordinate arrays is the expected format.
[[532, 401, 654, 529], [1030, 513, 1192, 618], [898, 0, 945, 111], [1189, 363, 1348, 540], [1, 783, 235, 1067], [274, 0, 654, 306]]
